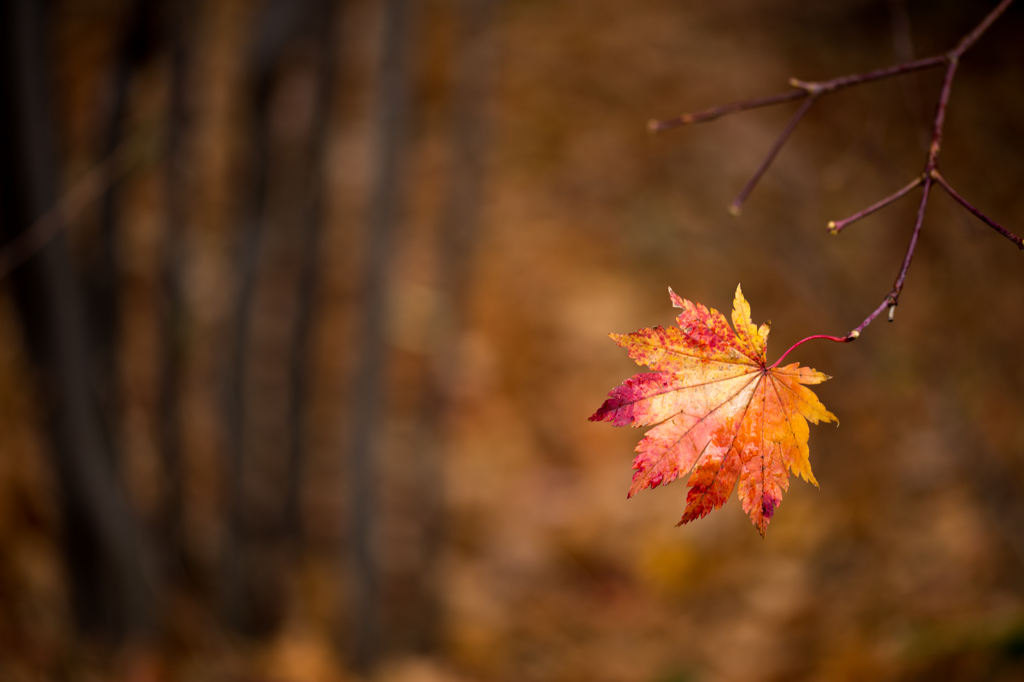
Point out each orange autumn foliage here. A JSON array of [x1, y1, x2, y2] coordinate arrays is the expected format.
[[590, 285, 837, 536]]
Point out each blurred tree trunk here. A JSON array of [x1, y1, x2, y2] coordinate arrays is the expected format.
[[221, 0, 329, 635], [87, 0, 156, 439], [284, 0, 341, 544], [409, 0, 501, 652], [346, 0, 418, 670], [221, 0, 286, 635], [158, 0, 193, 585], [0, 0, 153, 639]]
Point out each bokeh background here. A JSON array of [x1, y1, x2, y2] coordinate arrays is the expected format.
[[2, 0, 1024, 680]]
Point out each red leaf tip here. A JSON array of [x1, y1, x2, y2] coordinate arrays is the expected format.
[[668, 286, 685, 309]]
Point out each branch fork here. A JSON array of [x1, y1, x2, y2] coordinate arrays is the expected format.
[[653, 0, 1020, 341]]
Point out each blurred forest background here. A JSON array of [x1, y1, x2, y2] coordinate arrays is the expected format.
[[1, 0, 1024, 680]]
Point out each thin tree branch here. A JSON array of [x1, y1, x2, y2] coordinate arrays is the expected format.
[[653, 0, 1017, 341], [649, 89, 807, 133], [827, 175, 922, 234], [847, 44, 964, 335], [729, 95, 816, 215], [795, 55, 950, 95], [651, 52, 949, 215], [850, 297, 892, 338], [655, 0, 1010, 138], [647, 55, 942, 135], [931, 170, 1024, 250], [953, 0, 1015, 54], [883, 172, 935, 322], [649, 55, 947, 135]]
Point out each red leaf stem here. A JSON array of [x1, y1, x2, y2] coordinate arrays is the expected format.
[[770, 334, 851, 369]]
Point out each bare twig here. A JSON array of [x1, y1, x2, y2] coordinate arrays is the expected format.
[[931, 170, 1024, 250], [729, 96, 816, 215], [848, 0, 1017, 337], [650, 55, 947, 135], [827, 175, 922, 234], [654, 0, 1018, 340], [882, 170, 934, 324], [954, 0, 1015, 53], [649, 89, 806, 133]]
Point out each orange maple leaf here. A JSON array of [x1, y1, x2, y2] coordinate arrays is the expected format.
[[590, 285, 837, 536]]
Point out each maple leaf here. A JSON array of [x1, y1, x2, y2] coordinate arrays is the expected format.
[[590, 285, 836, 537]]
